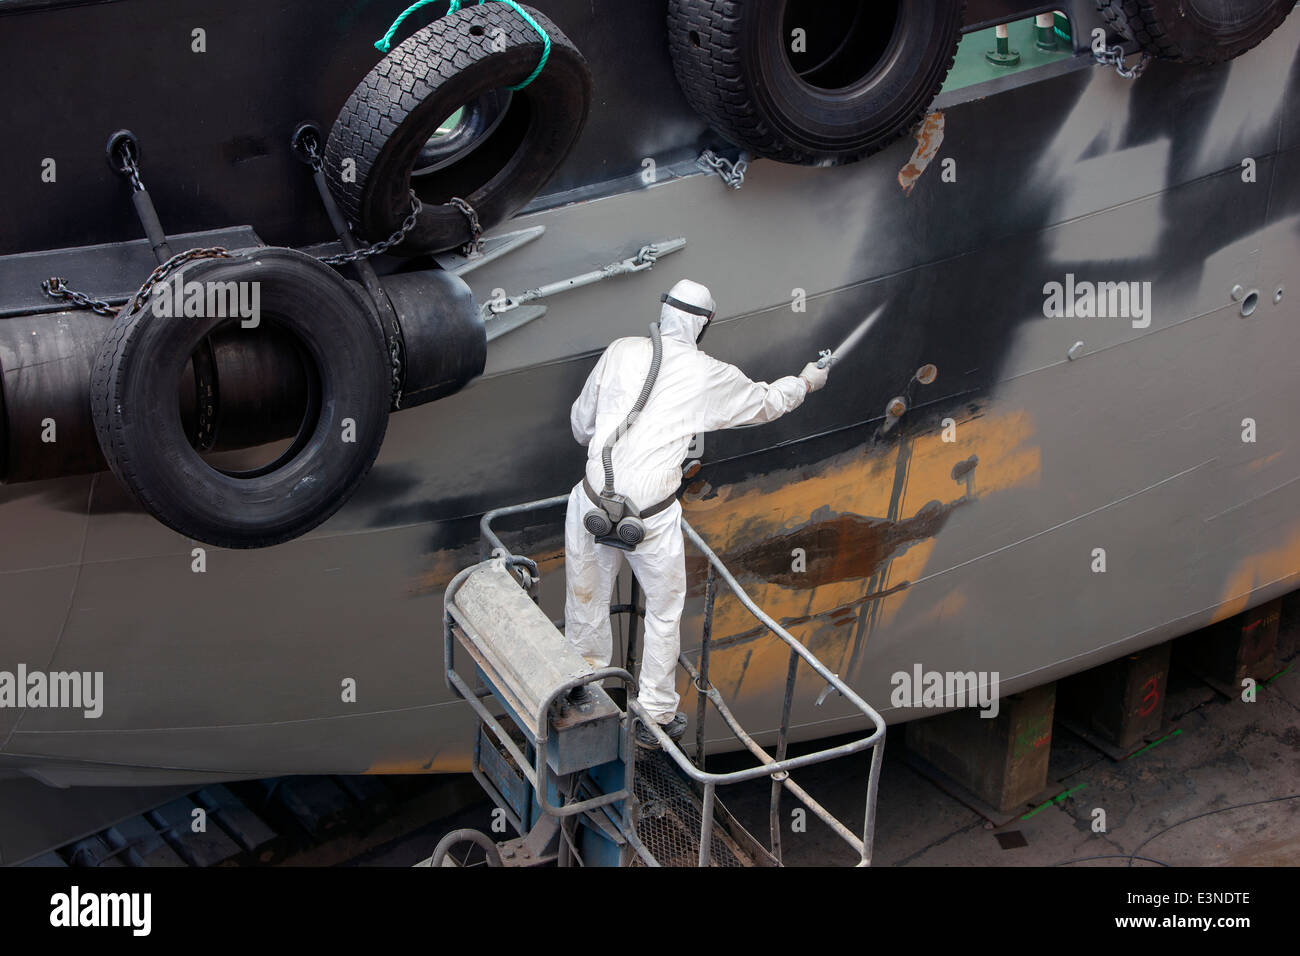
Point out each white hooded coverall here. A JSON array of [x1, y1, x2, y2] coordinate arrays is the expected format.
[[565, 299, 811, 723]]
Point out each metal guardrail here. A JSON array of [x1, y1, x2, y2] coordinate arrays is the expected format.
[[454, 493, 886, 867]]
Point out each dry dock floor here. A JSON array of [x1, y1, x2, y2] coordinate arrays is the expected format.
[[721, 657, 1300, 866]]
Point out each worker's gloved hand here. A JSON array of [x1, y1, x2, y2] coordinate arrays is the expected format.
[[799, 361, 829, 394]]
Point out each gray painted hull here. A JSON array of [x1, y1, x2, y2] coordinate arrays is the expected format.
[[2, 10, 1299, 786]]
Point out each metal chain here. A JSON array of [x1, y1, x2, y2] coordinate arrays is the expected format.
[[297, 132, 407, 406], [124, 247, 235, 315], [41, 277, 118, 316], [303, 134, 325, 173], [298, 136, 425, 265], [448, 196, 483, 257], [388, 336, 404, 409], [113, 139, 145, 192], [697, 149, 748, 189], [1094, 44, 1151, 79], [42, 246, 232, 318], [314, 192, 423, 264]]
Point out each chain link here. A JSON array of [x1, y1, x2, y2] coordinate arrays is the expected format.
[[41, 277, 117, 316], [123, 247, 234, 315], [298, 131, 408, 406], [42, 247, 233, 319], [300, 135, 425, 265], [1094, 44, 1151, 79], [388, 334, 404, 409], [303, 134, 325, 173], [112, 139, 145, 192], [448, 196, 484, 257], [697, 149, 748, 189], [314, 192, 424, 264]]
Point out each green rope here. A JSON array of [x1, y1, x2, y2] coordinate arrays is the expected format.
[[373, 0, 446, 53], [373, 0, 550, 90]]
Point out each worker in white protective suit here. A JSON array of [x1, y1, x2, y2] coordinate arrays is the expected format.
[[564, 279, 829, 748]]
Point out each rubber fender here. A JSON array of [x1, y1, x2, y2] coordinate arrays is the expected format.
[[88, 247, 391, 549], [1097, 0, 1297, 64], [667, 0, 964, 166], [324, 3, 591, 254]]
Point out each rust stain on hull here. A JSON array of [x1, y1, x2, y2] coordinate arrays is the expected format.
[[898, 111, 945, 196], [1210, 525, 1300, 624], [679, 405, 1040, 700], [365, 747, 471, 774], [708, 578, 913, 652], [718, 498, 961, 590]]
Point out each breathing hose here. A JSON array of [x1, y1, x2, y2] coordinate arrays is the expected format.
[[601, 322, 662, 496]]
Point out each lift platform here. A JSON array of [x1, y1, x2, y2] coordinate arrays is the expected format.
[[430, 494, 886, 867]]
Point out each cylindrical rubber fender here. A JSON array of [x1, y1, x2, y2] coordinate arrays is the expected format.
[[195, 321, 314, 452], [0, 310, 107, 483], [324, 4, 591, 255], [1098, 0, 1297, 64], [378, 269, 485, 409], [1, 309, 326, 485], [667, 0, 965, 167], [89, 247, 391, 549]]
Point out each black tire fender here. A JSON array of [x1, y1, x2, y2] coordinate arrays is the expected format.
[[667, 0, 965, 167], [1098, 0, 1297, 64], [89, 247, 391, 549], [324, 3, 591, 254]]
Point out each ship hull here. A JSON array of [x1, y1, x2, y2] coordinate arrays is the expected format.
[[1, 2, 1298, 785]]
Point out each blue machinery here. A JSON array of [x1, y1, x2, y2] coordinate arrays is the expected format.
[[436, 495, 887, 867]]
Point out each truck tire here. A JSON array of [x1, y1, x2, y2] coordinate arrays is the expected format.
[[325, 3, 591, 254], [1098, 0, 1297, 64], [667, 0, 964, 166], [90, 248, 391, 549]]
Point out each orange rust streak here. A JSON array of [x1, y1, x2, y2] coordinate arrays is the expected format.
[[365, 748, 472, 774], [869, 539, 937, 631], [678, 407, 1041, 698], [898, 111, 945, 196], [1241, 451, 1284, 476], [686, 408, 1040, 556], [411, 549, 471, 598], [1209, 525, 1300, 624]]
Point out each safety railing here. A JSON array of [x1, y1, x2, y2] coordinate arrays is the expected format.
[[472, 494, 887, 867]]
